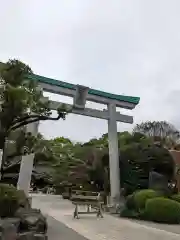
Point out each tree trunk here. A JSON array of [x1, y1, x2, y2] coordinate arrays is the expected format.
[[0, 131, 9, 180]]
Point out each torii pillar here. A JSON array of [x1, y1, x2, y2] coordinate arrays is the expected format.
[[108, 103, 120, 204]]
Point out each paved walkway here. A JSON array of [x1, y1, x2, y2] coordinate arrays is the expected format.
[[47, 215, 88, 240], [32, 194, 180, 240]]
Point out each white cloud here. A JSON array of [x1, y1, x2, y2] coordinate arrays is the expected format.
[[1, 0, 180, 141]]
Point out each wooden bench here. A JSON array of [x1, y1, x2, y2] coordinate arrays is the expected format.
[[70, 190, 104, 219]]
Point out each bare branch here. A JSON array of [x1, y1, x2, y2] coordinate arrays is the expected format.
[[12, 114, 45, 125], [10, 112, 66, 131]]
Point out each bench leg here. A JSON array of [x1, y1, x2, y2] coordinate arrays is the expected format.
[[74, 205, 79, 219], [87, 204, 91, 213], [97, 205, 103, 218]]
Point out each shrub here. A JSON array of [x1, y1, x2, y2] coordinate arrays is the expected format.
[[171, 194, 180, 203], [54, 185, 64, 195], [120, 207, 139, 219], [144, 197, 180, 224], [134, 189, 160, 210], [41, 187, 48, 194], [126, 194, 136, 210], [0, 184, 19, 217]]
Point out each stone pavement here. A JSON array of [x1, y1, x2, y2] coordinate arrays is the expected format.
[[47, 215, 88, 240], [32, 194, 180, 240]]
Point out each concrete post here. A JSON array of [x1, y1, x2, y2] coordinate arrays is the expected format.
[[108, 103, 120, 205], [17, 153, 35, 196], [17, 121, 39, 196]]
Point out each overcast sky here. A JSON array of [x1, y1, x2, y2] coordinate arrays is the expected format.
[[1, 0, 180, 142]]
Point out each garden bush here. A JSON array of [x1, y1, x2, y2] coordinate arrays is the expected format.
[[134, 189, 161, 210], [171, 194, 180, 203], [144, 197, 180, 224], [41, 186, 48, 194], [126, 194, 136, 210], [0, 184, 20, 217], [120, 207, 139, 219]]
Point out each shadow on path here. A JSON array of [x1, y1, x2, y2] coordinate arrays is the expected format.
[[47, 215, 89, 240]]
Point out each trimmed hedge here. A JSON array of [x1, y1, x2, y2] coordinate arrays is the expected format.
[[144, 197, 180, 224], [134, 189, 160, 210]]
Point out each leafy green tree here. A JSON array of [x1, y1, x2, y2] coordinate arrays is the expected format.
[[133, 121, 180, 149], [93, 132, 175, 195], [83, 134, 108, 149], [119, 142, 175, 195], [0, 59, 69, 176], [18, 130, 175, 195], [38, 137, 85, 187]]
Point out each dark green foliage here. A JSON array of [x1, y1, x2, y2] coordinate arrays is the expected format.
[[53, 184, 65, 195], [134, 189, 161, 210], [31, 131, 175, 196], [120, 147, 149, 195], [120, 142, 175, 195], [146, 144, 175, 180], [120, 207, 140, 219], [11, 129, 174, 197], [144, 197, 180, 224], [171, 194, 180, 203], [0, 60, 70, 179], [125, 194, 136, 210], [0, 184, 20, 217], [121, 189, 180, 224]]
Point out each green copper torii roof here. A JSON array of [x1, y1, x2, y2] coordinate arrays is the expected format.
[[0, 61, 140, 104], [28, 74, 140, 105]]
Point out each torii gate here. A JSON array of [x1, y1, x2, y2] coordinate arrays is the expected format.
[[17, 73, 140, 204]]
